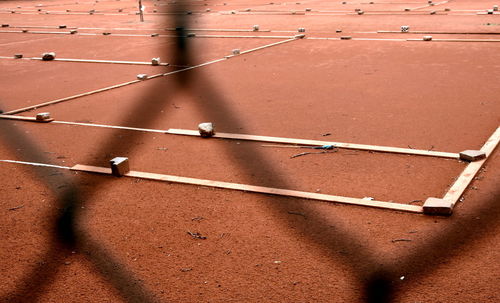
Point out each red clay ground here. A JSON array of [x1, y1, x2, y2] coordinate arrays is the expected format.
[[1, 0, 499, 302]]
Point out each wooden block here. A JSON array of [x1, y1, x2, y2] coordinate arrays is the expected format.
[[59, 25, 66, 28], [198, 122, 215, 137], [42, 52, 56, 61], [14, 54, 23, 59], [110, 157, 129, 176], [1, 24, 9, 27], [423, 197, 453, 216], [298, 28, 305, 32], [459, 150, 486, 162], [36, 112, 52, 122], [423, 35, 433, 41], [151, 57, 160, 65]]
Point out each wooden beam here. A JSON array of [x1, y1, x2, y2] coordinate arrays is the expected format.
[[3, 78, 144, 115], [378, 30, 500, 35], [29, 57, 170, 66], [442, 127, 500, 205], [407, 38, 500, 42], [193, 34, 294, 39], [70, 164, 424, 213], [165, 129, 459, 159], [0, 114, 53, 122]]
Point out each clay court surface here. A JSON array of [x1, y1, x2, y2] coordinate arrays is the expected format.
[[1, 0, 499, 302]]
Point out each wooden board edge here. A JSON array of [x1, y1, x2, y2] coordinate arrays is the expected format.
[[442, 126, 500, 205], [71, 164, 423, 214], [165, 128, 459, 159], [0, 114, 53, 122]]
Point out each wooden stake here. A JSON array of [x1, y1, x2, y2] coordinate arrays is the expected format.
[[70, 164, 423, 213], [138, 0, 144, 22]]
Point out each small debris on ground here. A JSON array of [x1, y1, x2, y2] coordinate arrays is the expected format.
[[180, 268, 192, 272], [187, 231, 207, 240], [322, 133, 331, 136], [287, 210, 306, 218], [391, 239, 412, 243], [409, 199, 422, 204], [290, 150, 336, 159], [191, 216, 204, 222], [8, 205, 24, 211]]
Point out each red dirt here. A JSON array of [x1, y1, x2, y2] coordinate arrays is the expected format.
[[1, 0, 499, 302]]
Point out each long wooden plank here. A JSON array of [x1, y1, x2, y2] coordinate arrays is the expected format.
[[407, 38, 500, 42], [3, 79, 143, 115], [378, 31, 500, 35], [193, 34, 293, 39], [28, 57, 170, 66], [0, 114, 39, 121], [443, 127, 500, 204], [70, 164, 423, 213], [166, 129, 459, 159]]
